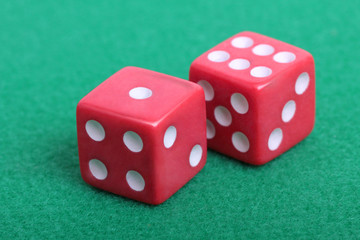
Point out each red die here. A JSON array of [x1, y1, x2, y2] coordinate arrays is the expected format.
[[77, 67, 207, 205], [189, 31, 315, 165]]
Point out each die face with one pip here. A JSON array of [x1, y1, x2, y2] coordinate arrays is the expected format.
[[77, 67, 207, 205], [190, 31, 315, 165]]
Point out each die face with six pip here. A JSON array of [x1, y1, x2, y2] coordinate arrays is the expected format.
[[77, 67, 207, 205], [189, 31, 315, 165]]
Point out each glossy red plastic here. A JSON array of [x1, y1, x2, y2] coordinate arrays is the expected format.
[[189, 31, 315, 165], [77, 67, 207, 204]]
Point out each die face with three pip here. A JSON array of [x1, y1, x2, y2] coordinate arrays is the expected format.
[[77, 67, 207, 205], [189, 31, 315, 165]]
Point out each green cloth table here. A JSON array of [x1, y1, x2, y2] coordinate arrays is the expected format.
[[1, 1, 359, 239]]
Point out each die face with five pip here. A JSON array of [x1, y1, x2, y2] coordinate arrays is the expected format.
[[189, 31, 315, 165], [77, 67, 207, 205]]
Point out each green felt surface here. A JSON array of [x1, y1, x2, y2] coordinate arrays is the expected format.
[[1, 0, 360, 239]]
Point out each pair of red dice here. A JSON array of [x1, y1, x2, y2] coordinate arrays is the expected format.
[[77, 32, 315, 205]]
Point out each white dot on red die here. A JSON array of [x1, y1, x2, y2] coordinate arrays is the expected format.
[[252, 44, 274, 56], [126, 170, 145, 191], [85, 120, 105, 142], [268, 128, 283, 151], [231, 37, 254, 48], [295, 72, 310, 95], [197, 80, 214, 101], [89, 159, 108, 180], [228, 59, 250, 70], [207, 51, 230, 62], [250, 66, 272, 78], [232, 132, 250, 153], [231, 93, 249, 114], [189, 144, 202, 167], [206, 119, 216, 139], [123, 131, 143, 152], [273, 51, 296, 63], [214, 106, 232, 127], [282, 100, 296, 123], [129, 87, 152, 100], [163, 126, 177, 149]]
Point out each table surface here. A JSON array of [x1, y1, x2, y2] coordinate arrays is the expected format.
[[1, 1, 359, 239]]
